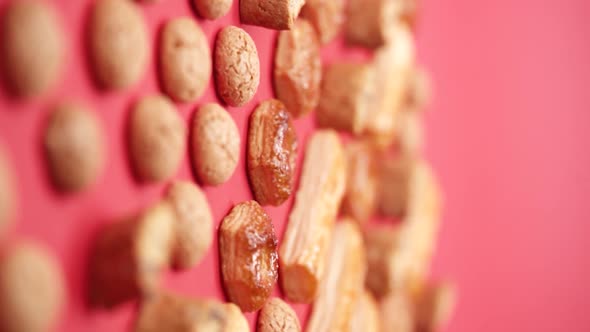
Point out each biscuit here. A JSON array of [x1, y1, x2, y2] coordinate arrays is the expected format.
[[0, 0, 63, 97], [274, 19, 321, 118], [240, 0, 305, 30], [300, 0, 345, 44], [0, 242, 65, 332], [194, 0, 232, 20], [89, 0, 148, 90], [0, 145, 15, 232], [345, 0, 396, 48], [191, 103, 240, 186], [214, 26, 259, 106], [129, 95, 186, 183], [160, 17, 211, 103]]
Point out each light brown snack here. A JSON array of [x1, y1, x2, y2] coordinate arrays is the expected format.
[[405, 64, 432, 113], [160, 17, 211, 103], [316, 62, 375, 135], [257, 297, 301, 332], [247, 99, 297, 206], [0, 0, 63, 97], [135, 292, 249, 332], [165, 180, 213, 269], [219, 201, 278, 312], [89, 0, 148, 89], [306, 220, 366, 332], [89, 201, 175, 308], [399, 0, 419, 30], [340, 140, 378, 224], [194, 0, 233, 20], [129, 95, 186, 183], [350, 290, 380, 332], [191, 103, 240, 186], [0, 145, 15, 232], [380, 290, 415, 332], [44, 102, 105, 192], [274, 19, 321, 118], [415, 281, 456, 332], [300, 0, 345, 45], [345, 0, 397, 49], [0, 242, 65, 332], [279, 130, 346, 303], [394, 110, 423, 156], [240, 0, 305, 30], [214, 26, 260, 106]]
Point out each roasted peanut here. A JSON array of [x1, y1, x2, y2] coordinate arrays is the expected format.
[[415, 281, 456, 332], [258, 297, 301, 332], [350, 290, 380, 332], [240, 0, 305, 30], [341, 140, 378, 224], [380, 290, 415, 332], [300, 0, 345, 45]]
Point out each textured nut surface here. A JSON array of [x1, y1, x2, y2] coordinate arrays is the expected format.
[[0, 242, 65, 332], [415, 281, 456, 332], [44, 102, 105, 192], [0, 0, 63, 97], [350, 290, 380, 332], [345, 0, 396, 48], [247, 99, 297, 206], [341, 140, 378, 224], [191, 103, 240, 186], [258, 297, 301, 332], [240, 0, 305, 30], [165, 180, 213, 269], [129, 95, 186, 183], [0, 146, 15, 232], [214, 26, 260, 106], [279, 130, 346, 303], [194, 0, 233, 19], [160, 17, 211, 102], [219, 201, 278, 312], [300, 0, 345, 44], [274, 19, 321, 118], [89, 0, 148, 89], [380, 290, 415, 332]]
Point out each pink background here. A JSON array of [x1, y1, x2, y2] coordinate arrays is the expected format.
[[1, 0, 589, 331]]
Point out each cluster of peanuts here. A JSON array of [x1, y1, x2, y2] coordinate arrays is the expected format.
[[0, 0, 456, 331]]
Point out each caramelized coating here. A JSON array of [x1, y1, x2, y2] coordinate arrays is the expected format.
[[0, 145, 15, 232], [219, 201, 278, 312], [306, 220, 367, 332], [380, 290, 415, 332], [258, 297, 301, 332], [247, 99, 298, 206], [240, 0, 305, 30], [345, 0, 396, 48], [415, 281, 456, 332], [279, 130, 346, 303], [350, 290, 380, 332], [300, 0, 345, 45], [341, 140, 378, 224]]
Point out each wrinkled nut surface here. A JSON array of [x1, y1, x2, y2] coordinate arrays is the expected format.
[[316, 62, 375, 135], [129, 95, 186, 183], [135, 293, 249, 332], [0, 146, 15, 232], [160, 17, 211, 103], [165, 180, 213, 269], [240, 0, 305, 30], [300, 0, 345, 45], [257, 297, 301, 332], [89, 202, 175, 308], [341, 140, 378, 224], [0, 242, 65, 332], [44, 102, 105, 192], [415, 281, 456, 332], [247, 99, 297, 206], [89, 0, 148, 89], [274, 19, 321, 118], [219, 201, 278, 312], [306, 221, 367, 332], [350, 290, 380, 332], [214, 26, 260, 106], [191, 103, 240, 186], [345, 0, 396, 48], [0, 0, 63, 97], [194, 0, 233, 20], [380, 290, 415, 332]]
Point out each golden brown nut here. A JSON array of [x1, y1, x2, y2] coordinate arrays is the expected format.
[[240, 0, 305, 30], [194, 0, 233, 20], [279, 130, 346, 303], [165, 180, 213, 269], [306, 220, 366, 332], [0, 145, 16, 232], [274, 19, 321, 118], [300, 0, 345, 45], [0, 242, 65, 332], [380, 290, 415, 332], [135, 293, 249, 332], [344, 0, 397, 48], [350, 290, 380, 332], [89, 201, 175, 308], [247, 99, 297, 206], [257, 297, 301, 332], [340, 140, 378, 224], [415, 281, 456, 332], [219, 201, 278, 312]]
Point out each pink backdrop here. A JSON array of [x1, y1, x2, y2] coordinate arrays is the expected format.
[[1, 0, 589, 331]]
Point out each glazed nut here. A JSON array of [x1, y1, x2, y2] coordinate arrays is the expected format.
[[300, 0, 345, 45], [345, 0, 396, 49], [279, 130, 346, 303], [306, 220, 367, 332], [274, 19, 321, 118], [350, 290, 380, 332], [247, 99, 297, 206], [415, 281, 456, 332], [0, 145, 16, 232], [240, 0, 305, 30], [194, 0, 232, 20], [89, 201, 175, 308], [257, 298, 301, 332], [379, 290, 415, 332], [219, 201, 278, 312], [340, 140, 378, 224]]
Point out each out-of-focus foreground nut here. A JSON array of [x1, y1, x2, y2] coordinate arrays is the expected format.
[[394, 110, 423, 156], [258, 297, 301, 332], [194, 0, 233, 20], [306, 220, 367, 332], [274, 19, 321, 118], [135, 293, 249, 332], [405, 64, 432, 113], [240, 0, 305, 30], [345, 0, 397, 48], [219, 201, 278, 312], [341, 140, 378, 224], [300, 0, 345, 45], [279, 130, 346, 303], [0, 145, 15, 232], [89, 201, 175, 308], [415, 281, 456, 332], [165, 180, 213, 269], [350, 290, 380, 332], [247, 99, 297, 206], [0, 242, 65, 332], [380, 290, 415, 332]]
